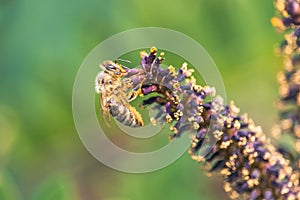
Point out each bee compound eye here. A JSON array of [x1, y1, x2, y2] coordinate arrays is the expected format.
[[106, 65, 117, 71]]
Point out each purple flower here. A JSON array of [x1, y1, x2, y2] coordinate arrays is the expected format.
[[272, 0, 300, 160], [113, 47, 300, 199]]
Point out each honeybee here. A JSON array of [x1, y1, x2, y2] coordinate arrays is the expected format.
[[95, 60, 144, 127]]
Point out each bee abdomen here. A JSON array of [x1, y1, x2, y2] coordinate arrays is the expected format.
[[109, 101, 144, 127]]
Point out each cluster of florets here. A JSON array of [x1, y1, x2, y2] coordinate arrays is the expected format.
[[272, 0, 300, 29], [272, 0, 300, 55], [274, 57, 300, 142], [117, 47, 300, 199], [271, 0, 300, 157]]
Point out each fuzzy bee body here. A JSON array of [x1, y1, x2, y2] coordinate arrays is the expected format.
[[95, 60, 144, 127]]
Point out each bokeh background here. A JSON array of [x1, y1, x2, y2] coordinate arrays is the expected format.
[[0, 0, 283, 199]]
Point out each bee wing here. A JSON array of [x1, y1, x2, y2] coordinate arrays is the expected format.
[[112, 87, 129, 106], [121, 77, 142, 102]]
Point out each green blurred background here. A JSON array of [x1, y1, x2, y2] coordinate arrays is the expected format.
[[0, 0, 283, 199]]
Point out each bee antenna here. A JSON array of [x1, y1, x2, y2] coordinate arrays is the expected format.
[[115, 58, 132, 64]]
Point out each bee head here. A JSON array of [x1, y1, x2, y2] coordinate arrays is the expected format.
[[100, 60, 127, 75]]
